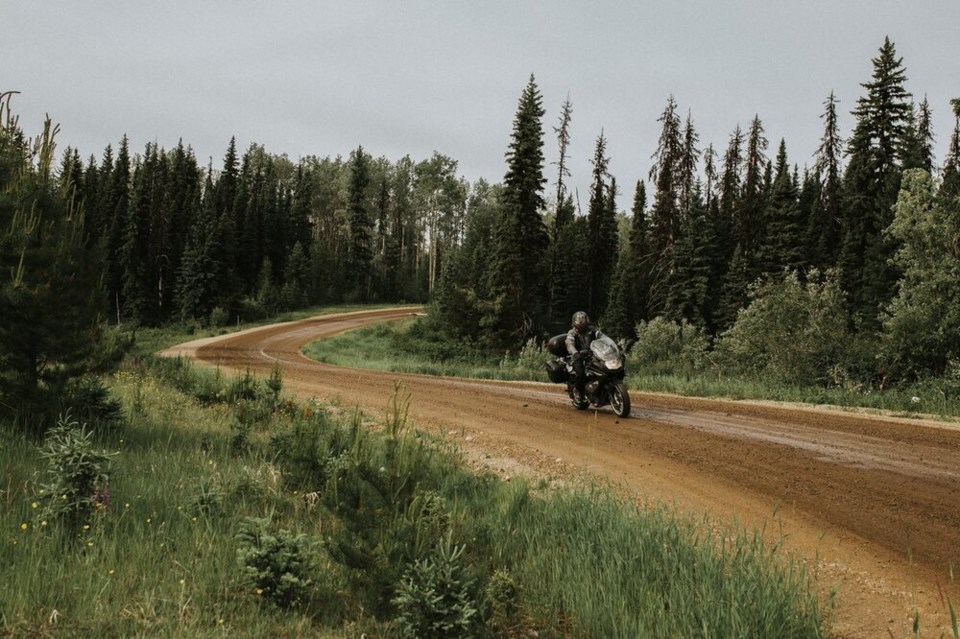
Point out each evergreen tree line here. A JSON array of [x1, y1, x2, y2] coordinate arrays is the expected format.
[[55, 135, 469, 327], [433, 39, 960, 382]]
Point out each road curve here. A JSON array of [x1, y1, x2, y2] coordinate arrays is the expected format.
[[162, 307, 960, 639]]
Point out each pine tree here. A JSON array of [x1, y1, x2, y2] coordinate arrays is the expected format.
[[0, 97, 108, 421], [105, 135, 131, 321], [840, 36, 912, 327], [810, 92, 844, 269], [552, 96, 574, 233], [941, 99, 960, 200], [487, 74, 550, 345], [647, 96, 683, 315], [586, 132, 615, 316], [735, 115, 768, 277], [665, 183, 712, 327], [347, 146, 373, 301], [902, 96, 935, 172], [161, 141, 202, 320], [177, 173, 221, 323], [120, 142, 164, 325], [760, 140, 804, 277]]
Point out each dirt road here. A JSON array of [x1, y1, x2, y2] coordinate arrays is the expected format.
[[162, 307, 960, 638]]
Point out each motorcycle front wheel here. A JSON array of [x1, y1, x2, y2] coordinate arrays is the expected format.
[[609, 381, 631, 418]]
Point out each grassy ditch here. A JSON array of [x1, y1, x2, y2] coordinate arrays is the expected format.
[[305, 318, 960, 420], [1, 357, 826, 638]]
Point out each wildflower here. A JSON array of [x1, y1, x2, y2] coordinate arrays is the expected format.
[[83, 524, 90, 531], [109, 569, 115, 575], [217, 618, 224, 625], [146, 518, 152, 523], [40, 521, 47, 528], [255, 588, 263, 596], [87, 541, 93, 547], [20, 522, 28, 531], [31, 502, 38, 509], [179, 579, 185, 585]]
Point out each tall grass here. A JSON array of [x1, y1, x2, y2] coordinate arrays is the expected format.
[[1, 357, 827, 637]]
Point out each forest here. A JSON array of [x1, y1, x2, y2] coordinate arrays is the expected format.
[[2, 36, 960, 422]]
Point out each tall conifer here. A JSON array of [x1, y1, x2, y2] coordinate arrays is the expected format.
[[840, 36, 912, 327], [488, 75, 549, 344]]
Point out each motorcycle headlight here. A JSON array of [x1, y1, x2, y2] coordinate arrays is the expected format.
[[605, 358, 622, 370]]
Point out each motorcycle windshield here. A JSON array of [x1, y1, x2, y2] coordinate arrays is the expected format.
[[590, 335, 619, 362]]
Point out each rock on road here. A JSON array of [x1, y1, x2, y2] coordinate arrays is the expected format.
[[161, 307, 960, 639]]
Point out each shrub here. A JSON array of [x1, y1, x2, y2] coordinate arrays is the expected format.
[[631, 317, 709, 375], [499, 337, 545, 379], [271, 409, 337, 491], [484, 568, 522, 635], [716, 270, 855, 386], [393, 536, 479, 639], [209, 305, 230, 328], [235, 517, 315, 608], [37, 413, 116, 532], [63, 375, 124, 431]]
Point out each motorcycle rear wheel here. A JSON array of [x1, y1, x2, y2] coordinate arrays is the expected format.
[[610, 381, 631, 418]]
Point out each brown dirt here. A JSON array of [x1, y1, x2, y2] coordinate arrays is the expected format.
[[161, 307, 960, 638]]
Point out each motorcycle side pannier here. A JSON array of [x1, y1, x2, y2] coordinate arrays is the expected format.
[[546, 333, 569, 357], [545, 359, 569, 383]]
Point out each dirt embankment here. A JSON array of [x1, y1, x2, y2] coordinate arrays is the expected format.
[[161, 308, 960, 639]]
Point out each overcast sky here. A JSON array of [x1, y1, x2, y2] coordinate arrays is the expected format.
[[4, 2, 959, 208]]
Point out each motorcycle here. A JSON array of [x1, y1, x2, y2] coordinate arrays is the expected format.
[[544, 333, 631, 418]]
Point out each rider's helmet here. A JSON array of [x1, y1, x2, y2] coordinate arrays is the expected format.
[[572, 311, 590, 333]]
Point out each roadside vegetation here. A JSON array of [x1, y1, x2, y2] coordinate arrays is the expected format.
[[2, 351, 828, 638]]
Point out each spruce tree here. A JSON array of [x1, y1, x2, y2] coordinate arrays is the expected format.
[[552, 96, 574, 233], [177, 173, 221, 323], [487, 74, 550, 345], [647, 96, 683, 315], [840, 37, 912, 327], [709, 129, 744, 330], [347, 146, 373, 301], [586, 132, 615, 316], [941, 99, 960, 200], [665, 183, 712, 327], [120, 143, 163, 324], [810, 92, 844, 269], [105, 135, 131, 321], [760, 140, 804, 278], [735, 115, 768, 277], [161, 141, 202, 320], [902, 96, 935, 172]]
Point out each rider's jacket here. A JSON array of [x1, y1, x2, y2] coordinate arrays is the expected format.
[[565, 325, 602, 357]]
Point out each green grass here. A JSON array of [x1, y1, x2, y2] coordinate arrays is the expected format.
[[1, 357, 827, 638], [127, 303, 417, 357]]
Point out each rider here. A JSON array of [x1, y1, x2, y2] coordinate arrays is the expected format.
[[565, 311, 603, 397]]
